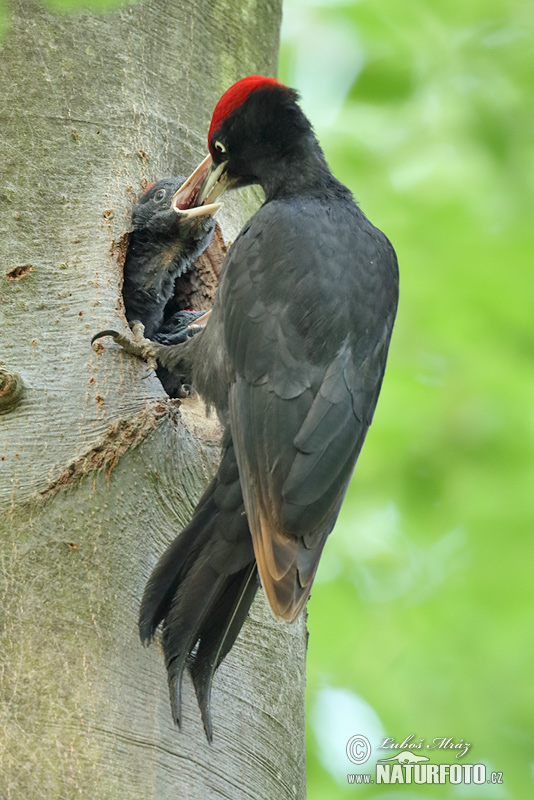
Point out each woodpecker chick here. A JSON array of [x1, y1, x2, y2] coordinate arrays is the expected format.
[[154, 309, 209, 346], [152, 309, 209, 398], [122, 178, 216, 339]]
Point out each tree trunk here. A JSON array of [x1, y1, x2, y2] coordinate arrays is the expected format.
[[0, 1, 307, 798]]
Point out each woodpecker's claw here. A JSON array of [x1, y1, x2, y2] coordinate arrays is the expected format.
[[91, 322, 158, 371], [91, 329, 121, 346]]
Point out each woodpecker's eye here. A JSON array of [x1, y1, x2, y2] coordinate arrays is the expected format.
[[214, 141, 226, 155], [154, 188, 166, 202]]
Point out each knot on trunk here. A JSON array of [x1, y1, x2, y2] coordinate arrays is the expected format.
[[0, 366, 24, 413]]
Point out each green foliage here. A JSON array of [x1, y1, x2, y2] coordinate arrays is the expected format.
[[280, 0, 533, 797]]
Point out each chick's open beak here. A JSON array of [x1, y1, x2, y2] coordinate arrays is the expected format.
[[171, 155, 228, 219]]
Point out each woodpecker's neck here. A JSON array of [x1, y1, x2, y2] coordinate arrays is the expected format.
[[259, 133, 346, 203]]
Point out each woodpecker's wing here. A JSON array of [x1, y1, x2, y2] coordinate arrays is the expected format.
[[222, 198, 398, 622]]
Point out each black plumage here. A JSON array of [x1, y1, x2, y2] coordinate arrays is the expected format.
[[102, 77, 399, 738], [139, 428, 258, 733], [153, 309, 207, 346], [122, 178, 214, 339], [150, 309, 207, 397], [121, 179, 214, 396]]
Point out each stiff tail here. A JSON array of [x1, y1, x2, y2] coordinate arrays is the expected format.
[[138, 430, 256, 738], [191, 562, 258, 739]]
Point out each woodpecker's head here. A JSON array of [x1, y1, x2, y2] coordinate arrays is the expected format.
[[134, 178, 216, 239], [132, 179, 183, 231], [171, 76, 322, 214]]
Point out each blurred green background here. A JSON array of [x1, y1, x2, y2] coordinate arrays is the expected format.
[[279, 0, 533, 798]]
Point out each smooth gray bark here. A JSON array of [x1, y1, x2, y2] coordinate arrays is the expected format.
[[0, 1, 307, 797]]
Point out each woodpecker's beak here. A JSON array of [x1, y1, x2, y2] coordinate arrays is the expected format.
[[196, 159, 229, 206], [171, 155, 227, 219], [187, 309, 212, 332]]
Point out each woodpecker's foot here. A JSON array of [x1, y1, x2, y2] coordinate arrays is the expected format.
[[91, 322, 158, 371]]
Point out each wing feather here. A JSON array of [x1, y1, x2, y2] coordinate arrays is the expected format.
[[221, 199, 398, 621]]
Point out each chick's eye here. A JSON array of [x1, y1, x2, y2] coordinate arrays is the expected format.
[[214, 140, 226, 154], [154, 188, 166, 202]]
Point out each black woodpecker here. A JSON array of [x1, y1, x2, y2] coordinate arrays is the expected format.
[[122, 178, 215, 339], [96, 76, 399, 739]]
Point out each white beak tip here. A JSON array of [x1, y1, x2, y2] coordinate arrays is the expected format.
[[173, 202, 223, 219]]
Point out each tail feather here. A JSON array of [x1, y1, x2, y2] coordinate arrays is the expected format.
[[138, 490, 217, 643], [162, 562, 227, 727], [191, 564, 259, 740], [139, 428, 256, 737]]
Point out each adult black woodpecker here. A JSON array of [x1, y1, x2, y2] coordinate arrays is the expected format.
[[122, 178, 216, 339], [96, 76, 399, 739]]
